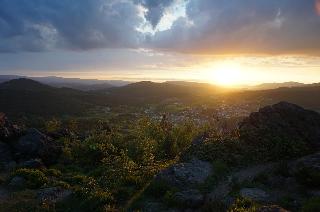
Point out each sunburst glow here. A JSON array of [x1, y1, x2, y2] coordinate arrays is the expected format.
[[207, 62, 243, 86]]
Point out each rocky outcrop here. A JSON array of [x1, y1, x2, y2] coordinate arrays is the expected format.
[[173, 189, 204, 208], [14, 129, 62, 165], [239, 101, 320, 150], [239, 188, 270, 202], [150, 159, 212, 210], [37, 187, 72, 203], [0, 187, 9, 202], [0, 142, 13, 165], [258, 205, 289, 212], [289, 152, 320, 187], [8, 176, 27, 188], [0, 114, 62, 169], [18, 158, 45, 169], [155, 159, 212, 189], [0, 113, 21, 142]]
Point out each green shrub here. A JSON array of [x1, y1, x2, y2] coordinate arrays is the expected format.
[[13, 169, 48, 189], [64, 175, 97, 190], [56, 189, 114, 212], [43, 168, 62, 177], [51, 180, 70, 189], [228, 197, 259, 212], [45, 118, 62, 133], [302, 197, 320, 212], [0, 190, 52, 212], [182, 137, 243, 166]]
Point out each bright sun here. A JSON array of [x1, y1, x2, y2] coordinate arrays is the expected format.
[[210, 62, 242, 86]]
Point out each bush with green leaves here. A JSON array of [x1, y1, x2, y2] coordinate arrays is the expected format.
[[228, 197, 259, 212], [43, 168, 62, 177], [182, 136, 243, 166], [12, 168, 48, 189]]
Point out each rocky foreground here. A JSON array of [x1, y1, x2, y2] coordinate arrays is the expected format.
[[134, 102, 320, 211], [0, 113, 71, 208], [0, 102, 320, 211]]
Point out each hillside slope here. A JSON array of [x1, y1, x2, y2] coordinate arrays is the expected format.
[[0, 79, 95, 116], [227, 86, 320, 111]]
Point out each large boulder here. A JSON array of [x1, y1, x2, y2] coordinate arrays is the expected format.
[[289, 152, 320, 187], [37, 187, 72, 203], [0, 187, 9, 202], [8, 176, 27, 188], [258, 205, 289, 212], [0, 142, 13, 164], [14, 129, 62, 165], [0, 113, 21, 142], [155, 159, 212, 189], [173, 189, 204, 208], [0, 142, 16, 170], [239, 188, 270, 202], [18, 158, 45, 169], [239, 102, 320, 159]]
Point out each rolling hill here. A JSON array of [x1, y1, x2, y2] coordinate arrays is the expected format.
[[0, 79, 97, 116], [0, 75, 131, 90], [228, 85, 320, 111], [98, 81, 221, 105]]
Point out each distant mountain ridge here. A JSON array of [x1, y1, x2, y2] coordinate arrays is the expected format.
[[0, 75, 131, 90], [248, 81, 320, 90], [0, 78, 52, 91]]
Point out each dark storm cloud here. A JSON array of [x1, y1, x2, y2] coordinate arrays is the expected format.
[[135, 0, 174, 28], [150, 0, 320, 55], [1, 0, 320, 55], [0, 0, 143, 52]]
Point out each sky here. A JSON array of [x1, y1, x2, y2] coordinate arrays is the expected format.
[[0, 0, 320, 86]]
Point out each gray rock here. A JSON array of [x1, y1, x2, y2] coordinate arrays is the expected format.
[[258, 205, 289, 212], [4, 161, 17, 171], [0, 142, 13, 168], [239, 102, 320, 150], [155, 159, 212, 188], [0, 187, 9, 201], [37, 187, 72, 203], [206, 182, 232, 202], [174, 189, 204, 208], [15, 129, 48, 156], [14, 128, 61, 165], [18, 158, 45, 169], [207, 163, 275, 204], [239, 188, 269, 202], [9, 176, 26, 188], [0, 113, 22, 141], [289, 152, 320, 174], [143, 201, 167, 212], [288, 152, 320, 187]]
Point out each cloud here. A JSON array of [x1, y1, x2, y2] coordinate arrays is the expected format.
[[0, 0, 144, 52], [150, 0, 320, 55], [135, 0, 175, 28], [1, 0, 320, 55]]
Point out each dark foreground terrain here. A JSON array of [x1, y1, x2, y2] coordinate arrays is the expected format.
[[0, 101, 320, 211]]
